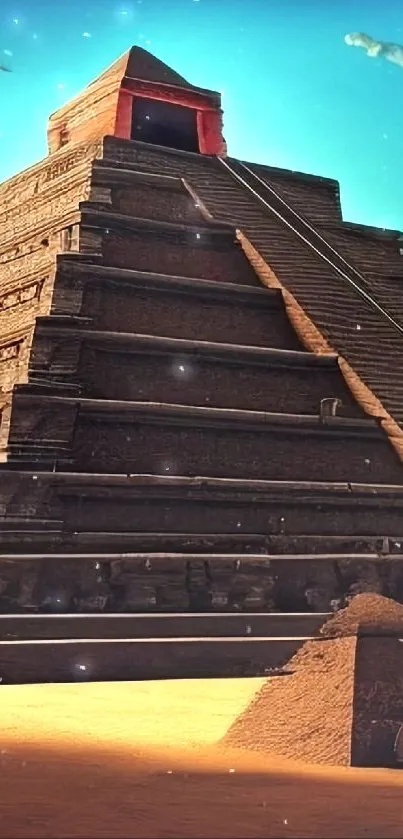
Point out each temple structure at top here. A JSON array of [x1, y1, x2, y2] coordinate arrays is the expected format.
[[47, 46, 227, 156]]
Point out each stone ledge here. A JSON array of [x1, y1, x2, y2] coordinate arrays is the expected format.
[[79, 205, 234, 236], [56, 257, 280, 303], [34, 322, 338, 368]]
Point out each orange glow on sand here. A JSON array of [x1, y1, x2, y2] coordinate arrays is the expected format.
[[1, 678, 403, 838]]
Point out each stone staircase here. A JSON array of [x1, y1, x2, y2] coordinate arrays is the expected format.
[[1, 153, 403, 683], [0, 611, 328, 684]]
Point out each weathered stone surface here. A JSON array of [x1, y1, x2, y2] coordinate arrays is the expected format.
[[0, 141, 100, 431], [76, 341, 361, 416], [70, 268, 301, 348], [0, 555, 401, 615], [353, 634, 403, 766], [101, 226, 260, 285], [2, 46, 403, 624], [109, 182, 203, 224], [71, 412, 401, 483]]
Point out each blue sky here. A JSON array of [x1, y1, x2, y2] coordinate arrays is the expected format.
[[0, 0, 402, 230]]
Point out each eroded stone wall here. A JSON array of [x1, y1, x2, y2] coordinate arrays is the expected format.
[[0, 140, 101, 450]]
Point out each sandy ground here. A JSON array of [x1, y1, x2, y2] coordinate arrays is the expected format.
[[0, 678, 403, 838]]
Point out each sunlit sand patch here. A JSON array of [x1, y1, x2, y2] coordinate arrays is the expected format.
[[1, 676, 403, 838], [0, 677, 266, 749]]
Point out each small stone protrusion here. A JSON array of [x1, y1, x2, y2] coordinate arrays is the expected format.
[[379, 536, 390, 557], [319, 397, 343, 421]]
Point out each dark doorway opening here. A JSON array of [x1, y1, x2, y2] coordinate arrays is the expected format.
[[131, 97, 200, 153]]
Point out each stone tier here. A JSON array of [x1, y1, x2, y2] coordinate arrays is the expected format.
[[0, 612, 328, 640], [1, 473, 402, 536], [79, 206, 261, 284], [6, 395, 398, 482], [52, 253, 303, 350], [0, 634, 303, 684], [0, 529, 401, 558], [28, 319, 358, 416], [0, 546, 401, 614], [51, 257, 304, 348], [0, 472, 403, 613], [88, 165, 211, 225]]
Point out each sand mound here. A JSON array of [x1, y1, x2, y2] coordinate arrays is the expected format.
[[223, 635, 356, 766], [223, 594, 403, 766], [321, 593, 403, 638]]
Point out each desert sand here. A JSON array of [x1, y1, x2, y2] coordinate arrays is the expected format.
[[0, 676, 403, 838], [321, 591, 403, 637], [224, 636, 357, 765], [224, 593, 403, 766]]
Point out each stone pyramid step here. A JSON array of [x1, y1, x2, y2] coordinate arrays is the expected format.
[[1, 529, 399, 556], [0, 611, 328, 640], [70, 399, 399, 483], [0, 544, 401, 613], [79, 207, 261, 286], [53, 256, 303, 349], [26, 318, 360, 416], [0, 634, 309, 684], [2, 473, 403, 539], [89, 164, 210, 226]]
